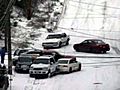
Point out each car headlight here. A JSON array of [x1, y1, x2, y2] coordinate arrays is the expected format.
[[43, 67, 48, 70]]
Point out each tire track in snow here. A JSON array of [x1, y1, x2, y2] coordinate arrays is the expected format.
[[111, 46, 120, 54]]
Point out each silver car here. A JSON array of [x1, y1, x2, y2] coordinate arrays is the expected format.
[[42, 33, 70, 48]]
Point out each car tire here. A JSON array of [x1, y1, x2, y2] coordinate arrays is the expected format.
[[29, 74, 33, 77], [58, 42, 62, 48], [68, 67, 72, 73], [47, 70, 52, 78], [76, 48, 81, 52], [78, 64, 81, 71], [66, 39, 69, 45], [101, 51, 106, 54]]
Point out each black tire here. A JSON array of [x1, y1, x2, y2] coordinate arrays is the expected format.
[[101, 51, 106, 54], [68, 67, 72, 73], [66, 40, 69, 45], [58, 42, 62, 48], [75, 49, 80, 52], [29, 74, 33, 77], [78, 64, 81, 71], [47, 70, 52, 78], [13, 60, 17, 66], [15, 68, 18, 73]]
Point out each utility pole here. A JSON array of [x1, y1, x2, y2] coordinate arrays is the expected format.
[[101, 1, 107, 29], [4, 0, 12, 75], [7, 12, 12, 75], [26, 0, 32, 20]]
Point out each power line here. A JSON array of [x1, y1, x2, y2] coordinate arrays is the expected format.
[[67, 3, 120, 20], [0, 0, 15, 23], [70, 0, 120, 10]]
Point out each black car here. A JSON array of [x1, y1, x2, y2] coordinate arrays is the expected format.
[[12, 48, 33, 66], [15, 56, 34, 72], [73, 39, 110, 53]]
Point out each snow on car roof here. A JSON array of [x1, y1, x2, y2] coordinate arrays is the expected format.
[[36, 55, 54, 59], [47, 32, 66, 35], [58, 58, 73, 61]]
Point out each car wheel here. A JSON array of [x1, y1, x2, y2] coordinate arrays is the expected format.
[[58, 42, 62, 48], [101, 50, 106, 54], [29, 74, 33, 77], [68, 67, 72, 73], [47, 70, 52, 78], [78, 64, 81, 71], [13, 60, 18, 66], [66, 39, 69, 45], [15, 68, 18, 73]]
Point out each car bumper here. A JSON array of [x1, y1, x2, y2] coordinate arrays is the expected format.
[[29, 70, 49, 75], [42, 43, 59, 48], [58, 67, 69, 72], [15, 65, 30, 71]]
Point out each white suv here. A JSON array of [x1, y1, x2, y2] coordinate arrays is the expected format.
[[58, 57, 81, 73], [42, 33, 70, 48], [29, 55, 57, 77]]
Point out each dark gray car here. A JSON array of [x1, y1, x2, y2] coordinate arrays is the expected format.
[[15, 56, 34, 73]]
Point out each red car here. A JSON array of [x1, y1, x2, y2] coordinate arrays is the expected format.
[[73, 39, 110, 53]]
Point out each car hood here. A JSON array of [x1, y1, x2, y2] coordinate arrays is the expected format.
[[43, 39, 61, 43], [31, 63, 49, 68]]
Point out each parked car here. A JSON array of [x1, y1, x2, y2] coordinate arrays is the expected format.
[[42, 32, 70, 48], [58, 57, 81, 73], [29, 55, 58, 77], [15, 56, 34, 72], [73, 39, 110, 53], [12, 48, 32, 66]]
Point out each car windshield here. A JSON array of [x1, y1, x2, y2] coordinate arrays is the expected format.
[[46, 34, 62, 39], [58, 60, 68, 64], [19, 57, 32, 62], [33, 59, 49, 64], [14, 49, 28, 56], [94, 40, 105, 44]]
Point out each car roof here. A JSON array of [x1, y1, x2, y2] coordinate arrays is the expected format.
[[58, 58, 74, 61], [85, 39, 102, 41], [47, 32, 66, 35], [36, 55, 54, 59]]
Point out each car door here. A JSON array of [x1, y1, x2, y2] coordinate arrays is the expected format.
[[69, 60, 76, 71], [50, 58, 57, 73], [72, 60, 79, 71], [79, 40, 89, 52]]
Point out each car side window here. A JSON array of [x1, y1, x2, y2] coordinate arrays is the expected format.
[[73, 60, 77, 63], [88, 40, 93, 44], [69, 60, 74, 64], [82, 40, 88, 44], [50, 58, 55, 64]]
